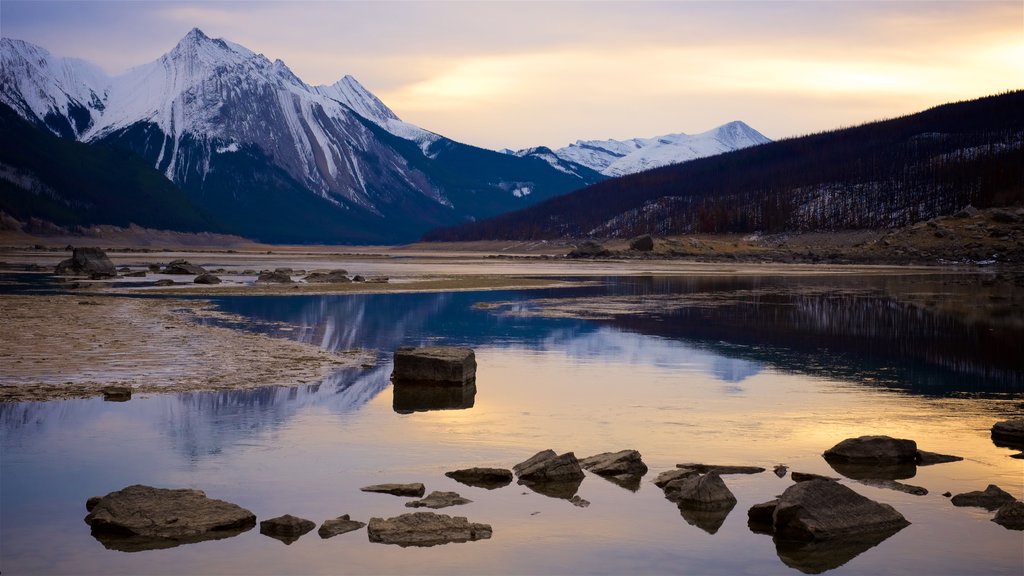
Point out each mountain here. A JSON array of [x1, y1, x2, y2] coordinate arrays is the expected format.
[[425, 91, 1024, 241], [0, 30, 603, 243], [509, 121, 771, 177]]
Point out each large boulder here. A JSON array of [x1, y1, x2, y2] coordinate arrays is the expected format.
[[360, 483, 426, 498], [513, 450, 585, 483], [318, 514, 366, 539], [54, 247, 116, 278], [83, 485, 255, 552], [770, 479, 910, 542], [163, 260, 207, 275], [950, 485, 1017, 510], [256, 270, 292, 283], [367, 512, 492, 547], [193, 273, 222, 285], [405, 491, 473, 509], [992, 501, 1024, 530], [444, 468, 513, 490], [823, 436, 918, 463], [991, 418, 1024, 449], [392, 346, 476, 385], [580, 450, 648, 477], [260, 514, 315, 545], [566, 241, 610, 258], [629, 234, 655, 252], [303, 270, 350, 283], [663, 471, 737, 511]]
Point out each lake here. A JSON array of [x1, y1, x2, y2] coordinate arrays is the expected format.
[[2, 272, 1022, 574]]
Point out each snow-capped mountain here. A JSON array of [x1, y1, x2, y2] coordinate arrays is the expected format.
[[512, 121, 771, 177], [0, 29, 601, 243]]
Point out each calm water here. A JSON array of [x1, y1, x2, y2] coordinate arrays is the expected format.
[[2, 274, 1022, 575]]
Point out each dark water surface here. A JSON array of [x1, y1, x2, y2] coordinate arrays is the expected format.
[[2, 273, 1022, 575]]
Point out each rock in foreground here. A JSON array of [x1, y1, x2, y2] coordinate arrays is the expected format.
[[260, 514, 315, 544], [256, 270, 293, 283], [392, 346, 476, 384], [992, 501, 1024, 530], [950, 485, 1017, 510], [663, 471, 737, 511], [580, 450, 648, 477], [361, 483, 426, 498], [823, 436, 918, 463], [406, 491, 473, 509], [513, 450, 585, 483], [770, 479, 910, 541], [55, 247, 116, 278], [445, 468, 513, 489], [367, 512, 492, 547], [319, 515, 366, 538], [83, 485, 255, 552]]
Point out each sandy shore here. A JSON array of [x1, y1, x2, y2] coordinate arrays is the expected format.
[[0, 295, 373, 403]]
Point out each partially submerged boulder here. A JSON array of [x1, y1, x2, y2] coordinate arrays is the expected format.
[[444, 468, 513, 489], [367, 512, 492, 547], [303, 270, 350, 283], [915, 450, 963, 466], [163, 260, 207, 275], [791, 472, 840, 483], [513, 450, 585, 484], [566, 241, 610, 258], [101, 386, 132, 402], [392, 346, 476, 384], [193, 273, 222, 285], [256, 270, 292, 283], [855, 478, 928, 496], [676, 463, 765, 475], [823, 436, 918, 463], [663, 471, 738, 511], [950, 485, 1017, 510], [653, 468, 699, 488], [992, 501, 1024, 530], [54, 247, 116, 278], [769, 479, 910, 542], [361, 483, 426, 498], [406, 491, 473, 509], [260, 514, 315, 545], [580, 450, 648, 477], [83, 485, 255, 552], [318, 514, 366, 539], [991, 418, 1024, 449]]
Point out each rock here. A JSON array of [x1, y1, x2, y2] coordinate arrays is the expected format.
[[950, 484, 1017, 510], [392, 346, 476, 385], [568, 495, 591, 508], [83, 485, 256, 552], [193, 273, 222, 285], [580, 450, 648, 477], [823, 436, 918, 463], [393, 381, 476, 413], [748, 500, 779, 534], [444, 468, 513, 489], [629, 234, 655, 252], [352, 274, 365, 282], [153, 279, 176, 287], [774, 464, 789, 478], [318, 515, 366, 538], [513, 450, 585, 484], [663, 472, 737, 511], [256, 270, 292, 283], [991, 209, 1021, 224], [991, 418, 1024, 448], [163, 260, 207, 275], [405, 491, 473, 509], [360, 483, 426, 498], [653, 468, 699, 488], [101, 386, 132, 402], [566, 241, 610, 258], [303, 270, 350, 283], [273, 267, 293, 274], [953, 205, 978, 218], [260, 514, 316, 544], [791, 472, 840, 482], [943, 492, 952, 497], [770, 479, 910, 542], [992, 501, 1024, 530], [117, 266, 131, 272], [675, 463, 766, 475], [147, 264, 161, 272], [86, 496, 102, 511], [366, 512, 492, 547], [54, 247, 117, 278], [855, 479, 928, 496], [123, 270, 147, 277], [915, 450, 963, 466]]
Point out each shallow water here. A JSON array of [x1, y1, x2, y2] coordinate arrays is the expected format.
[[2, 274, 1022, 574]]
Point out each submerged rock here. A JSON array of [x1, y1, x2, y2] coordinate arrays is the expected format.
[[164, 260, 207, 275], [367, 512, 492, 547], [405, 491, 473, 509], [392, 346, 476, 384], [360, 483, 426, 498], [771, 479, 910, 542], [260, 514, 316, 544], [992, 501, 1024, 530], [83, 485, 255, 552], [950, 485, 1017, 510], [444, 468, 513, 489], [513, 450, 585, 484], [823, 436, 918, 464], [855, 479, 928, 496], [664, 472, 738, 511], [915, 450, 963, 466], [580, 450, 648, 477], [54, 247, 117, 278], [676, 463, 765, 475], [318, 515, 366, 538]]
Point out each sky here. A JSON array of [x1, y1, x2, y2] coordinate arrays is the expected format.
[[1, 1, 1021, 150]]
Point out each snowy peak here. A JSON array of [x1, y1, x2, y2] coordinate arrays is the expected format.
[[543, 121, 772, 177], [314, 75, 399, 125]]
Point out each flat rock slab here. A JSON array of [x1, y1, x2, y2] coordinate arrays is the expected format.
[[856, 478, 928, 496], [367, 512, 492, 547], [406, 491, 473, 509], [676, 463, 766, 475], [823, 436, 918, 463], [774, 465, 789, 478], [792, 472, 840, 482], [303, 271, 350, 283], [361, 483, 426, 497], [991, 418, 1024, 448], [664, 472, 738, 511], [260, 514, 315, 544], [993, 501, 1024, 530], [915, 450, 963, 466], [319, 515, 366, 539], [445, 468, 513, 489], [580, 450, 648, 477], [164, 260, 207, 275], [513, 450, 585, 483], [392, 346, 476, 384], [772, 479, 910, 541], [83, 485, 255, 551], [951, 484, 1017, 510]]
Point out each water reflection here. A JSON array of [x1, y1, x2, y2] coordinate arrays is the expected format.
[[773, 527, 905, 574], [392, 382, 477, 414], [679, 502, 735, 535]]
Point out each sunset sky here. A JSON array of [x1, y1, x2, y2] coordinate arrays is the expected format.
[[2, 1, 1021, 149]]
